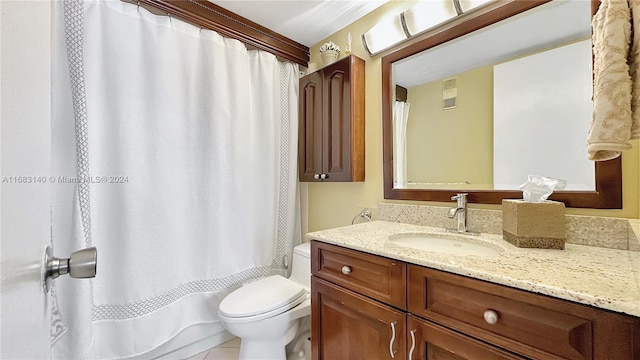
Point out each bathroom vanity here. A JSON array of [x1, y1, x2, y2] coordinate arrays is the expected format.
[[308, 221, 640, 360]]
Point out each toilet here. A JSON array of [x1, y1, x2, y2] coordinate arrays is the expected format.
[[218, 242, 311, 360]]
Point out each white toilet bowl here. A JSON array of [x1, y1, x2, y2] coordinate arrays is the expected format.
[[218, 243, 311, 360]]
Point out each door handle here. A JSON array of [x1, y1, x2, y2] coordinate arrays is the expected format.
[[389, 321, 397, 358], [44, 246, 97, 292], [408, 329, 417, 359]]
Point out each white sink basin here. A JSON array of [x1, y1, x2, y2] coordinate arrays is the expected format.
[[388, 232, 501, 256]]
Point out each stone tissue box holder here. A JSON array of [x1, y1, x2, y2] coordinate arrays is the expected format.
[[502, 199, 566, 250]]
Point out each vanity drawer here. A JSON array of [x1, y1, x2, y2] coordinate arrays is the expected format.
[[311, 241, 406, 309], [408, 265, 593, 360]]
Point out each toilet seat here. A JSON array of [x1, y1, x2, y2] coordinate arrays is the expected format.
[[218, 275, 307, 324]]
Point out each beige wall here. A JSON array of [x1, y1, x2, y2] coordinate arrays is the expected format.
[[405, 66, 493, 188], [305, 1, 640, 232]]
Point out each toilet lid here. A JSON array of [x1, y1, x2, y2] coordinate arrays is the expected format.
[[219, 275, 306, 318]]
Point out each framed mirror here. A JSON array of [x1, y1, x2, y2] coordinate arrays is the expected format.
[[382, 0, 622, 208]]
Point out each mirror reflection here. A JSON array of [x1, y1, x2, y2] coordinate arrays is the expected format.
[[392, 0, 593, 191]]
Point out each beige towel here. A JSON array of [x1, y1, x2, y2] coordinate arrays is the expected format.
[[629, 1, 640, 139], [588, 0, 633, 161]]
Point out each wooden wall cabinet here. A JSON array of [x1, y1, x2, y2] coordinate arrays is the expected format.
[[310, 241, 640, 360], [298, 55, 365, 182]]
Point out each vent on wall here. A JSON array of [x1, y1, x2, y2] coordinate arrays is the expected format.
[[442, 77, 457, 110]]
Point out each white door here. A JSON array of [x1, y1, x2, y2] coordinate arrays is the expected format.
[[1, 1, 54, 358]]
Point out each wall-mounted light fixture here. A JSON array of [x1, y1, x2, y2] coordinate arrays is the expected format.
[[361, 13, 408, 56], [402, 1, 459, 37], [459, 0, 494, 13], [362, 0, 494, 56]]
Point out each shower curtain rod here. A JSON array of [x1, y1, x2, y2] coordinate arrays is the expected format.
[[121, 0, 310, 66]]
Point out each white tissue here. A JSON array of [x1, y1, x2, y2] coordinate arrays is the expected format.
[[518, 175, 567, 203]]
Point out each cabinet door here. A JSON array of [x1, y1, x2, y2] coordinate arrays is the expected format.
[[312, 276, 406, 360], [322, 58, 351, 181], [324, 55, 365, 182], [299, 70, 323, 181], [406, 315, 524, 360]]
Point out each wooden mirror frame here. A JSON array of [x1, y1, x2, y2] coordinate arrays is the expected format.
[[382, 0, 622, 209]]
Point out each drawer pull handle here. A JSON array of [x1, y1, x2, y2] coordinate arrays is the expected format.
[[408, 329, 417, 359], [389, 321, 397, 358], [341, 265, 352, 275], [483, 309, 499, 325]]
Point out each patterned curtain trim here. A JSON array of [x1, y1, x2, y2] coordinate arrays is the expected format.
[[64, 0, 93, 248]]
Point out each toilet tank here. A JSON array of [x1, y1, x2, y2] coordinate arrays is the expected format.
[[289, 242, 311, 289]]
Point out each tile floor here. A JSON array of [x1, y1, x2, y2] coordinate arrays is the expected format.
[[188, 337, 240, 360]]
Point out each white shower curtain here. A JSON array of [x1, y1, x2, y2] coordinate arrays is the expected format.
[[51, 0, 300, 358], [393, 101, 410, 188]]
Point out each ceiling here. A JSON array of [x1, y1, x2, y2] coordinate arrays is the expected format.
[[208, 0, 389, 47], [394, 0, 592, 88]]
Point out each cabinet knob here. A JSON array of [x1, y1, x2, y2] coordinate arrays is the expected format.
[[320, 173, 327, 179], [341, 265, 352, 275], [483, 309, 499, 325], [314, 174, 320, 180]]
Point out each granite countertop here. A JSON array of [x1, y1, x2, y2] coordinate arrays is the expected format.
[[306, 220, 640, 317]]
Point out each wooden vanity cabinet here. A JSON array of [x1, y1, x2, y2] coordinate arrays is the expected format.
[[298, 55, 365, 182], [311, 241, 640, 360], [311, 241, 406, 360], [408, 265, 640, 360]]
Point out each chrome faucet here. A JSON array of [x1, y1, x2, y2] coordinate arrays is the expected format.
[[447, 193, 468, 233]]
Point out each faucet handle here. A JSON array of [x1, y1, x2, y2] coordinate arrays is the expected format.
[[451, 193, 468, 201]]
